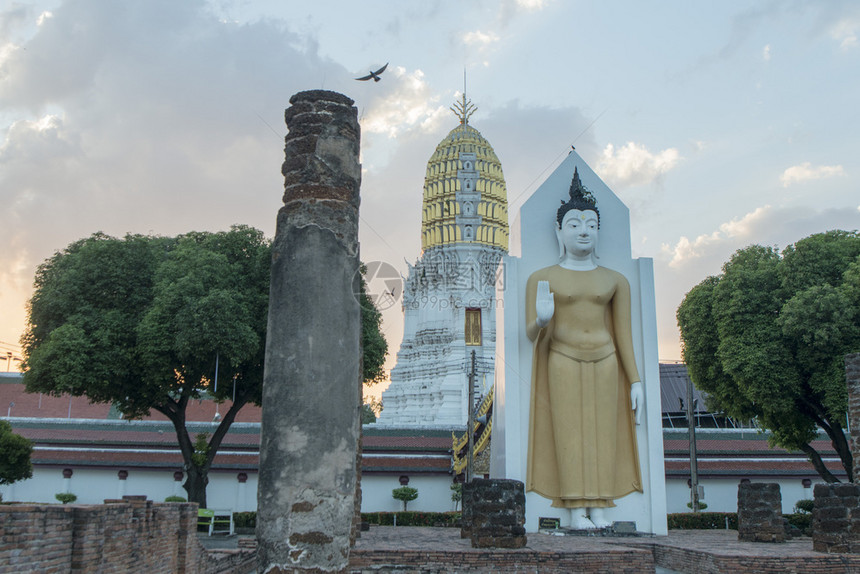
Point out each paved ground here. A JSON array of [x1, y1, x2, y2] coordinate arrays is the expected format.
[[352, 526, 816, 557], [197, 532, 250, 551], [198, 528, 825, 573]]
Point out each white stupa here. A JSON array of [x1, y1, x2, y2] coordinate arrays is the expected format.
[[377, 95, 509, 426]]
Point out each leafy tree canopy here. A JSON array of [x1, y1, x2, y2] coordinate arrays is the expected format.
[[677, 230, 860, 482], [0, 419, 33, 486], [359, 265, 388, 386], [23, 226, 388, 505]]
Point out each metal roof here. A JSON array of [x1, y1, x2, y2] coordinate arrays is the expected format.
[[659, 363, 709, 414]]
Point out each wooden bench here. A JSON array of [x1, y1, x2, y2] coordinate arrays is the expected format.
[[197, 508, 234, 536]]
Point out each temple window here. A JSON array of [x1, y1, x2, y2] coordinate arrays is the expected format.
[[465, 308, 482, 346]]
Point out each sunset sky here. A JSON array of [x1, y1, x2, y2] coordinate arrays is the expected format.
[[1, 1, 858, 390]]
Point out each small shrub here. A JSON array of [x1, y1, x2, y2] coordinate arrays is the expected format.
[[794, 499, 814, 514], [164, 495, 187, 502], [785, 512, 812, 535], [55, 492, 77, 504], [450, 483, 462, 511], [233, 511, 257, 529], [361, 511, 460, 527], [392, 486, 418, 511], [668, 512, 737, 530], [686, 501, 708, 510]]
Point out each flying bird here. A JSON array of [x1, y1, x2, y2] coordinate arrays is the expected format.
[[356, 63, 388, 82]]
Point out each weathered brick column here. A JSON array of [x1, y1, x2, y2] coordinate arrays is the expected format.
[[847, 353, 860, 482], [737, 482, 784, 542], [460, 481, 475, 539], [257, 90, 362, 574], [813, 483, 860, 553], [466, 478, 527, 549]]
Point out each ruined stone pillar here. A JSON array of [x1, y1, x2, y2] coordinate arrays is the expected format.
[[258, 90, 362, 574], [737, 482, 784, 543], [813, 482, 860, 553], [846, 353, 860, 482]]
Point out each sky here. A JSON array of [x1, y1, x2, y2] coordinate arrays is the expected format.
[[1, 0, 858, 393]]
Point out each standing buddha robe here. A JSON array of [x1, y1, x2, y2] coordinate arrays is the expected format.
[[525, 264, 642, 508]]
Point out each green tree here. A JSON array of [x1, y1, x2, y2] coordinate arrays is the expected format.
[[392, 486, 418, 511], [677, 230, 860, 482], [361, 403, 377, 424], [0, 419, 33, 487], [450, 482, 462, 511], [23, 226, 388, 506], [359, 267, 388, 386]]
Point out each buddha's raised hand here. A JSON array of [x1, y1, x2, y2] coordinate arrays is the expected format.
[[535, 280, 555, 327]]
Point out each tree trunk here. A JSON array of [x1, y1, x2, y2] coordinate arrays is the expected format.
[[798, 397, 853, 482], [184, 466, 209, 507], [800, 443, 840, 483], [155, 389, 250, 509], [827, 422, 853, 482]]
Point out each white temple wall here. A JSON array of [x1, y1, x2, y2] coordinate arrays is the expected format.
[[665, 477, 817, 515], [0, 466, 258, 512], [0, 464, 819, 517]]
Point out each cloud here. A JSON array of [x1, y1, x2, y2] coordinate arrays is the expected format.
[[462, 30, 500, 47], [662, 206, 771, 268], [830, 15, 859, 49], [359, 67, 448, 138], [780, 162, 845, 187], [762, 44, 771, 61], [661, 204, 860, 270], [496, 0, 550, 27], [595, 142, 680, 189], [0, 0, 356, 343], [515, 0, 548, 11]]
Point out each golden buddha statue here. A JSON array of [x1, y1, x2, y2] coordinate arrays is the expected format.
[[525, 169, 643, 530]]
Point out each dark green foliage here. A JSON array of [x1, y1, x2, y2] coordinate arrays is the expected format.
[[794, 499, 814, 513], [190, 433, 210, 468], [392, 486, 419, 510], [785, 512, 812, 535], [359, 269, 389, 386], [450, 482, 462, 510], [23, 227, 390, 507], [233, 511, 257, 528], [392, 486, 418, 500], [55, 492, 77, 504], [667, 512, 737, 530], [678, 231, 860, 482], [164, 496, 187, 502], [686, 501, 708, 510], [0, 420, 33, 486], [361, 403, 377, 424], [361, 511, 460, 527]]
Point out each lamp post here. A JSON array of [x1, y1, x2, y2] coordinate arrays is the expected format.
[[687, 375, 700, 512], [466, 350, 477, 483]]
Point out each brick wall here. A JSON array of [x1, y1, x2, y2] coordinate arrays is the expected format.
[[847, 353, 860, 481], [349, 547, 654, 573], [652, 544, 860, 573], [0, 499, 254, 573], [812, 482, 860, 553]]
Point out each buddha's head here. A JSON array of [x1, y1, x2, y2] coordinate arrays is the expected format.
[[556, 167, 599, 260]]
